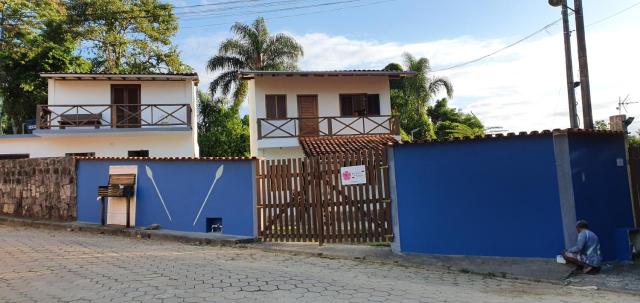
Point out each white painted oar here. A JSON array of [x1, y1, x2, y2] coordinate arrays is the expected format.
[[145, 165, 173, 221], [193, 165, 224, 226]]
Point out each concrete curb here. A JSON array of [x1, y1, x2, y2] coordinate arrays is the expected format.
[[0, 216, 255, 246]]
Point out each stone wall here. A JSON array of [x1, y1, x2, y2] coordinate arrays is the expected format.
[[0, 157, 76, 220]]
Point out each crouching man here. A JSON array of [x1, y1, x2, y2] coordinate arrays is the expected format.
[[562, 220, 602, 274]]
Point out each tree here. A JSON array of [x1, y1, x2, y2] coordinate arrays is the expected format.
[[430, 98, 484, 140], [385, 53, 453, 140], [0, 0, 190, 133], [629, 134, 640, 149], [206, 17, 303, 107], [66, 0, 190, 73], [595, 120, 609, 130], [0, 0, 90, 133], [197, 91, 250, 157]]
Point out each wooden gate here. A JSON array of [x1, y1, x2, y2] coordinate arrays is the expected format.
[[256, 151, 393, 244]]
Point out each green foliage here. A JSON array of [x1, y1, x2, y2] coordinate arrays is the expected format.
[[430, 98, 484, 140], [0, 0, 189, 133], [197, 91, 250, 157], [595, 120, 609, 130], [66, 0, 190, 73], [628, 135, 640, 149], [387, 53, 483, 141], [0, 0, 91, 133], [207, 17, 303, 107]]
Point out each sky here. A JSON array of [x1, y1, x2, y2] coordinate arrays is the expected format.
[[168, 0, 640, 133]]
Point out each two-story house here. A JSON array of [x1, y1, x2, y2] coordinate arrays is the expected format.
[[0, 72, 199, 158], [241, 70, 415, 159]]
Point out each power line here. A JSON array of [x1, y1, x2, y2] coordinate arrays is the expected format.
[[177, 0, 370, 21], [181, 0, 396, 29], [432, 17, 565, 72], [4, 0, 347, 23], [586, 1, 640, 27], [174, 0, 310, 16], [432, 1, 640, 73]]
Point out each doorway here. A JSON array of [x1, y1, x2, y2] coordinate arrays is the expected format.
[[297, 95, 319, 136], [111, 84, 141, 128]]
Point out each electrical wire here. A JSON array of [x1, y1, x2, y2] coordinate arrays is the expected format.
[[432, 0, 640, 73], [176, 0, 370, 21], [432, 17, 565, 73], [181, 0, 397, 29], [586, 1, 640, 27]]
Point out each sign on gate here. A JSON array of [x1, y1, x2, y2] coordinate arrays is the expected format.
[[340, 165, 366, 185]]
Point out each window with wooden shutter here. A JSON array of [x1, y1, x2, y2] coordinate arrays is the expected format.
[[265, 95, 287, 119], [340, 94, 380, 116], [340, 95, 353, 116], [367, 94, 380, 115]]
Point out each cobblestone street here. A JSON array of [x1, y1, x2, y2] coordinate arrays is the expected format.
[[0, 225, 637, 303]]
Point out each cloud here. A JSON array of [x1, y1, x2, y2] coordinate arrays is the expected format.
[[177, 32, 227, 91], [177, 27, 640, 132], [292, 30, 640, 133]]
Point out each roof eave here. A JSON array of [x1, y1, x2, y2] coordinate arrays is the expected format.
[[40, 73, 200, 84], [238, 70, 417, 79]]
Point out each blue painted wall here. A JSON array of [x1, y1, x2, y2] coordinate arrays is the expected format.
[[392, 135, 566, 258], [568, 133, 635, 260], [77, 159, 256, 237]]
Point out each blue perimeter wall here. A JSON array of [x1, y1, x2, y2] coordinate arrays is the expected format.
[[77, 159, 256, 237], [568, 133, 635, 260], [392, 135, 566, 258]]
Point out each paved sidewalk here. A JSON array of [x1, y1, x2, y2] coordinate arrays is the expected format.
[[1, 225, 639, 303], [251, 242, 640, 294], [1, 215, 638, 295]]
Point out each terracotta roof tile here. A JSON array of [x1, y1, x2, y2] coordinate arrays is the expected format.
[[392, 128, 625, 146], [299, 135, 398, 157]]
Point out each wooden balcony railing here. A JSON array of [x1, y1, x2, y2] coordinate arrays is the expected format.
[[257, 115, 399, 139], [36, 104, 192, 130]]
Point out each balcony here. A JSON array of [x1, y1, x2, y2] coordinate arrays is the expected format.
[[36, 104, 192, 130], [257, 115, 399, 139]]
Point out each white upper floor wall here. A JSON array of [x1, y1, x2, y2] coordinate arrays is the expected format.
[[47, 79, 195, 106], [243, 70, 415, 156], [251, 75, 392, 119], [39, 73, 199, 131]]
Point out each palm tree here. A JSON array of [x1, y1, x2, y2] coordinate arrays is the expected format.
[[385, 53, 453, 140], [398, 53, 453, 110], [206, 17, 304, 108]]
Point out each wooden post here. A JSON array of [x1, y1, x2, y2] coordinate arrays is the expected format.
[[574, 0, 593, 129], [111, 104, 116, 128], [126, 196, 131, 228], [35, 106, 42, 129], [186, 105, 192, 128], [560, 0, 579, 128], [100, 197, 106, 226]]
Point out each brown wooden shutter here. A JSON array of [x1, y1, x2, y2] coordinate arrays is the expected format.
[[353, 94, 367, 116], [367, 94, 380, 115], [266, 95, 277, 119], [340, 95, 353, 116], [276, 96, 287, 118]]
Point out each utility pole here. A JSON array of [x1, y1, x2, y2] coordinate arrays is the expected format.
[[573, 0, 594, 129], [560, 0, 579, 128]]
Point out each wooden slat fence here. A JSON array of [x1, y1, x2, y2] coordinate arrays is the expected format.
[[256, 151, 393, 244]]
